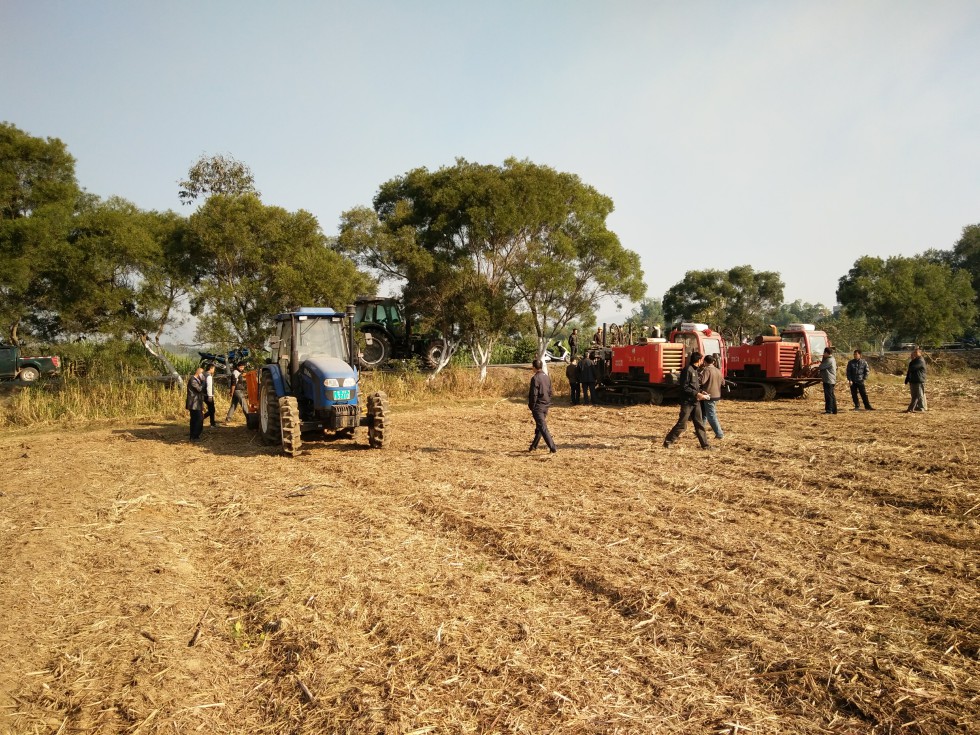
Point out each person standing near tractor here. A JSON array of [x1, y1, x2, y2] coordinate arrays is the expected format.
[[565, 357, 581, 405], [846, 350, 874, 410], [577, 352, 597, 405], [186, 365, 205, 441], [820, 348, 838, 414], [203, 362, 218, 427], [225, 362, 249, 422], [568, 328, 579, 359], [698, 354, 725, 440], [663, 351, 712, 450], [528, 358, 557, 453], [905, 347, 927, 412]]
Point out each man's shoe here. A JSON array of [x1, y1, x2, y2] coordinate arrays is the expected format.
[[701, 445, 716, 451], [528, 444, 537, 452], [866, 407, 875, 411], [549, 448, 557, 454], [662, 441, 671, 449], [852, 407, 861, 411]]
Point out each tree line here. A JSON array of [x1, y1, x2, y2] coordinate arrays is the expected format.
[[2, 121, 977, 379]]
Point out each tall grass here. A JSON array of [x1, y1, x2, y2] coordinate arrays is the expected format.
[[0, 365, 557, 429]]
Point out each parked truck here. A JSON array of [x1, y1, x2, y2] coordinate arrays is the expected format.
[[0, 343, 61, 382], [243, 305, 389, 456]]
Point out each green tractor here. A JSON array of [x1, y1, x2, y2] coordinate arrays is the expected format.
[[354, 296, 445, 370]]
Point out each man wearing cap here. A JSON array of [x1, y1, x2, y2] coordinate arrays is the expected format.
[[225, 362, 249, 422]]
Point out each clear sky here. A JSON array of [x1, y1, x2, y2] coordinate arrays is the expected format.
[[3, 0, 979, 324]]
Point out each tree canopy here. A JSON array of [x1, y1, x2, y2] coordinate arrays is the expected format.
[[338, 158, 644, 376], [178, 153, 258, 206], [836, 255, 977, 349], [663, 266, 783, 341]]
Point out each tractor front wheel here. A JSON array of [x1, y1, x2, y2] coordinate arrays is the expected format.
[[367, 391, 389, 449], [360, 331, 391, 370], [423, 339, 445, 370], [279, 396, 302, 457], [259, 374, 281, 443]]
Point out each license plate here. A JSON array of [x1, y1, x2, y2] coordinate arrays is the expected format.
[[333, 389, 351, 400]]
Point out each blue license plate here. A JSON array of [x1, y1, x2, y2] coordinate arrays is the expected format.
[[333, 389, 351, 400]]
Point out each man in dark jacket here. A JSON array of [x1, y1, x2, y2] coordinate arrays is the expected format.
[[186, 366, 205, 440], [568, 328, 579, 359], [577, 352, 597, 405], [528, 359, 557, 453], [663, 352, 712, 450], [565, 357, 580, 405], [905, 348, 927, 412], [846, 350, 874, 410]]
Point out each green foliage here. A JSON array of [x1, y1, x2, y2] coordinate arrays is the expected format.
[[952, 224, 980, 332], [0, 121, 81, 342], [178, 153, 258, 205], [770, 300, 832, 328], [510, 336, 539, 364], [663, 266, 784, 340], [187, 194, 375, 347], [817, 311, 876, 353], [836, 255, 977, 349]]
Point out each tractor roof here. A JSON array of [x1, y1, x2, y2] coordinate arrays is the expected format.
[[274, 307, 345, 321]]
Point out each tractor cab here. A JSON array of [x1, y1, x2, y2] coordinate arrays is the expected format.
[[780, 323, 829, 370], [271, 307, 353, 390], [669, 322, 727, 372]]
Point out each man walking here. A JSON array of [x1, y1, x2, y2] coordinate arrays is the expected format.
[[820, 348, 838, 415], [577, 352, 597, 405], [225, 362, 249, 422], [528, 359, 557, 453], [565, 357, 580, 406], [203, 362, 218, 426], [905, 347, 927, 412], [663, 352, 712, 450], [698, 354, 725, 440], [846, 350, 874, 410], [186, 366, 205, 441]]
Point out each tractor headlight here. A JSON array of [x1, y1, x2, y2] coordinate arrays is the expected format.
[[324, 378, 339, 387], [342, 377, 356, 387]]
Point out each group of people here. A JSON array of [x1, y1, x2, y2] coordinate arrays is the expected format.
[[185, 361, 249, 440], [820, 347, 927, 415], [530, 344, 932, 453]]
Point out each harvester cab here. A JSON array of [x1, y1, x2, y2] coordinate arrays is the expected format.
[[245, 306, 389, 456], [669, 323, 727, 373], [780, 323, 830, 374]]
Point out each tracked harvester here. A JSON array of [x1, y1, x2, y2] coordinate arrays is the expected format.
[[592, 322, 827, 403], [244, 305, 389, 456]]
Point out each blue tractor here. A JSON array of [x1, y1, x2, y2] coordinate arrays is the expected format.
[[246, 305, 389, 456]]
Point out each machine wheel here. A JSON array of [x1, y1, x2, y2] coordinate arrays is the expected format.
[[762, 383, 778, 401], [360, 331, 391, 370], [648, 389, 664, 406], [259, 374, 281, 442], [367, 391, 389, 449], [423, 339, 445, 370], [279, 396, 302, 457], [245, 412, 260, 431], [18, 366, 40, 382]]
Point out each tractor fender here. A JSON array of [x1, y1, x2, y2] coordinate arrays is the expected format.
[[259, 364, 288, 399]]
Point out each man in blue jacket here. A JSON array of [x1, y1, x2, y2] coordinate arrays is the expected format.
[[845, 350, 874, 410]]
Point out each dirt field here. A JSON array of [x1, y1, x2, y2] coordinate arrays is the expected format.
[[1, 372, 978, 734]]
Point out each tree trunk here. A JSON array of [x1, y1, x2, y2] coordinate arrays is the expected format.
[[427, 336, 460, 382], [138, 333, 184, 388]]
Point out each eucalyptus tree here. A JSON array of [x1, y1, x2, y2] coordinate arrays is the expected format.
[[187, 194, 373, 348], [836, 255, 976, 351], [663, 266, 783, 341]]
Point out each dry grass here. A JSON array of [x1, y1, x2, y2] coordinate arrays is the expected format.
[[0, 368, 977, 734]]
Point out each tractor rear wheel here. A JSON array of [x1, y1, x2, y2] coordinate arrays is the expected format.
[[279, 396, 302, 457], [762, 383, 778, 401], [259, 374, 281, 443], [361, 331, 391, 370], [367, 391, 389, 448], [648, 389, 664, 406], [423, 339, 445, 370]]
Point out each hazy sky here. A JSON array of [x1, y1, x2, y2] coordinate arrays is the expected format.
[[3, 0, 979, 324]]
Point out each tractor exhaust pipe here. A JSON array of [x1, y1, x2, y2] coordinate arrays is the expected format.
[[346, 303, 356, 370]]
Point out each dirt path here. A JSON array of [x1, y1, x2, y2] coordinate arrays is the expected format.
[[1, 378, 977, 734]]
